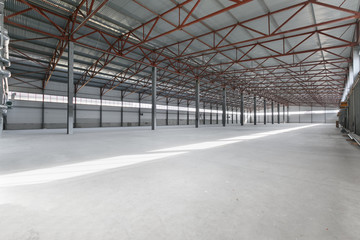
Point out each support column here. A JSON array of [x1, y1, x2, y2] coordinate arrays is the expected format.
[[324, 104, 326, 123], [186, 101, 190, 125], [151, 66, 156, 130], [210, 103, 213, 124], [231, 107, 234, 124], [0, 113, 2, 135], [216, 104, 219, 124], [264, 99, 266, 125], [177, 99, 180, 125], [195, 79, 200, 128], [100, 88, 103, 127], [203, 102, 206, 125], [283, 104, 285, 123], [138, 93, 141, 126], [240, 92, 244, 126], [0, 81, 3, 135], [352, 45, 359, 132], [235, 107, 238, 124], [120, 91, 124, 127], [0, 80, 3, 134], [74, 84, 77, 128], [41, 89, 45, 129], [222, 87, 226, 127], [67, 41, 74, 135], [271, 101, 274, 124], [287, 105, 290, 123], [253, 96, 257, 125], [166, 97, 169, 126], [277, 103, 280, 124], [227, 106, 229, 124], [311, 103, 313, 123]]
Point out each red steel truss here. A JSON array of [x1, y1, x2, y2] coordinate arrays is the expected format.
[[4, 0, 360, 107]]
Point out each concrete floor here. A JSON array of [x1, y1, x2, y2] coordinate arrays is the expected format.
[[0, 124, 359, 239]]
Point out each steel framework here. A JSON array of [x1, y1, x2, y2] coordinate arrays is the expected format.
[[4, 0, 360, 108]]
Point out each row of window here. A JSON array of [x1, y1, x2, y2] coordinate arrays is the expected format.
[[9, 91, 337, 115], [9, 91, 222, 114]]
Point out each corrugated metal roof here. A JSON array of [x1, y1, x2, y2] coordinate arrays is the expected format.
[[4, 0, 359, 106]]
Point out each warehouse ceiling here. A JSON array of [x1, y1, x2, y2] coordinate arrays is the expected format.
[[4, 0, 360, 107]]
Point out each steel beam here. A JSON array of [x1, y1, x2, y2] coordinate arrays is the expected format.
[[151, 66, 156, 130], [254, 96, 257, 125], [67, 41, 74, 135], [222, 87, 226, 127], [7, 0, 354, 109]]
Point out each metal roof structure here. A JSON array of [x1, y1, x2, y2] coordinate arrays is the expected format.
[[4, 0, 360, 108]]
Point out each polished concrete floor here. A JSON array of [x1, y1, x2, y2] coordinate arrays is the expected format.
[[0, 124, 359, 239]]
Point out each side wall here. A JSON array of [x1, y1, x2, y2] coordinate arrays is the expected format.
[[5, 80, 240, 130], [5, 80, 338, 130], [345, 76, 360, 135]]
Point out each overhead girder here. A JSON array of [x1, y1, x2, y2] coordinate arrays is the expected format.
[[4, 0, 359, 107]]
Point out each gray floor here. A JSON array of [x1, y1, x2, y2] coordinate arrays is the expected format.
[[0, 124, 359, 240]]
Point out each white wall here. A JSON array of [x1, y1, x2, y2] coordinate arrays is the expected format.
[[6, 79, 234, 130], [288, 105, 338, 124], [7, 79, 337, 130]]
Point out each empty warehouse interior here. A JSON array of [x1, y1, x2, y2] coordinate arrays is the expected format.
[[0, 0, 360, 239]]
